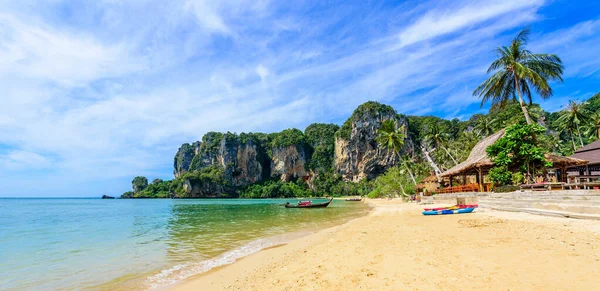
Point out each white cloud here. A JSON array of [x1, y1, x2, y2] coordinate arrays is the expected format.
[[184, 0, 230, 34], [256, 64, 269, 82], [1, 150, 52, 170], [0, 14, 142, 86], [395, 0, 544, 48]]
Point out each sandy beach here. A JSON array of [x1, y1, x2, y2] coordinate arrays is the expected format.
[[172, 199, 600, 290]]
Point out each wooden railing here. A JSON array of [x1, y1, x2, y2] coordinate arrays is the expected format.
[[436, 183, 480, 194]]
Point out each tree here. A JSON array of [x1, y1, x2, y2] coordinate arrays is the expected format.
[[474, 28, 563, 125], [424, 120, 458, 165], [132, 176, 148, 194], [368, 166, 414, 199], [474, 115, 497, 137], [556, 100, 589, 147], [375, 119, 416, 186], [486, 122, 551, 185], [584, 112, 600, 140]]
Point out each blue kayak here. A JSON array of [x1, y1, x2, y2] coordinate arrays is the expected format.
[[422, 208, 475, 216]]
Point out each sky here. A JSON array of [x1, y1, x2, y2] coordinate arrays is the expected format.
[[1, 0, 599, 197]]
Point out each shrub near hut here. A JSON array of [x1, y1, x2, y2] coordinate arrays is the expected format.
[[486, 122, 552, 186]]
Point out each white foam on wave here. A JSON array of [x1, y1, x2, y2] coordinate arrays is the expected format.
[[144, 232, 309, 290]]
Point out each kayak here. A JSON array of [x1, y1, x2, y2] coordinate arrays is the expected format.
[[422, 208, 475, 216], [423, 204, 478, 211]]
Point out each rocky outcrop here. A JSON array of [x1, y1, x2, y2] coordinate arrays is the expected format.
[[173, 142, 198, 178], [334, 101, 410, 181], [173, 133, 265, 195], [271, 145, 308, 182]]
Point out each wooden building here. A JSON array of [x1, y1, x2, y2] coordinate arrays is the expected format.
[[439, 129, 587, 192]]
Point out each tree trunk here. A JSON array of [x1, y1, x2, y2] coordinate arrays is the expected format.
[[440, 143, 458, 165], [514, 75, 533, 125], [402, 159, 418, 185], [569, 129, 577, 151], [392, 176, 406, 197], [597, 127, 600, 139], [422, 145, 442, 182], [576, 123, 584, 147]]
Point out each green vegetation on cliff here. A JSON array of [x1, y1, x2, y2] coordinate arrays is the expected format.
[[305, 123, 340, 171], [336, 101, 397, 140]]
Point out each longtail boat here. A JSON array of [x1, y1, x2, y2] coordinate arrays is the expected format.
[[422, 208, 475, 216], [285, 198, 333, 208], [345, 197, 363, 201]]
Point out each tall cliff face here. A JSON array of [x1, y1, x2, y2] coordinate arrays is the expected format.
[[219, 137, 263, 186], [173, 142, 199, 178], [270, 145, 308, 182], [334, 101, 409, 181]]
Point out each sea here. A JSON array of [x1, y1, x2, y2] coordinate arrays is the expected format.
[[0, 198, 369, 290]]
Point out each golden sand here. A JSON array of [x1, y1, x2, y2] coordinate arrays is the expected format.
[[171, 199, 600, 290]]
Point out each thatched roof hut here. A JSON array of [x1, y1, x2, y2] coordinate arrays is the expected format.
[[440, 129, 588, 186], [440, 129, 506, 178]]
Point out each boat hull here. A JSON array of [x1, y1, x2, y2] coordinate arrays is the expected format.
[[423, 204, 478, 211], [422, 208, 475, 215], [285, 198, 333, 208]]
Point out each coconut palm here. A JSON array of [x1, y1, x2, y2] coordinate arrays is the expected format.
[[584, 112, 600, 140], [557, 100, 589, 147], [376, 120, 416, 185], [424, 121, 458, 165], [557, 118, 578, 152], [474, 115, 497, 137], [376, 119, 406, 157], [474, 28, 563, 125]]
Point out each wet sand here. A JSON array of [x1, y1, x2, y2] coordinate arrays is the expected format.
[[171, 199, 600, 290]]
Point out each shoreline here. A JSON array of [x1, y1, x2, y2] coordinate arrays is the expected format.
[[170, 199, 600, 290], [166, 201, 376, 290], [146, 200, 373, 290]]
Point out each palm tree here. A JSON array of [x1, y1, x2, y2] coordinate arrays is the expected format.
[[474, 28, 563, 125], [376, 120, 416, 185], [584, 112, 600, 140], [558, 121, 578, 152], [474, 115, 497, 137], [424, 121, 458, 165], [557, 100, 589, 147]]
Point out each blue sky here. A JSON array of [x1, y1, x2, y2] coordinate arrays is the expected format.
[[1, 0, 599, 197]]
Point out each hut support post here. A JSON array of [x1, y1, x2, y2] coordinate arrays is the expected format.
[[449, 176, 453, 187], [462, 173, 467, 186], [477, 167, 484, 192]]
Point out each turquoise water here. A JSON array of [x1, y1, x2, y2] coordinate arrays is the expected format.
[[0, 198, 369, 290]]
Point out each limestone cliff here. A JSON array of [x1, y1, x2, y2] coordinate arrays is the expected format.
[[270, 145, 308, 182], [334, 101, 410, 181], [173, 133, 265, 196]]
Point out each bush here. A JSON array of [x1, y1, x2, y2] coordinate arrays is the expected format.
[[511, 172, 524, 185], [238, 179, 312, 198], [121, 191, 134, 198], [488, 167, 512, 186], [493, 185, 520, 193], [270, 128, 306, 148]]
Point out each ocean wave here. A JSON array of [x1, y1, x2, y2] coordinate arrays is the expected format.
[[144, 232, 308, 290]]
